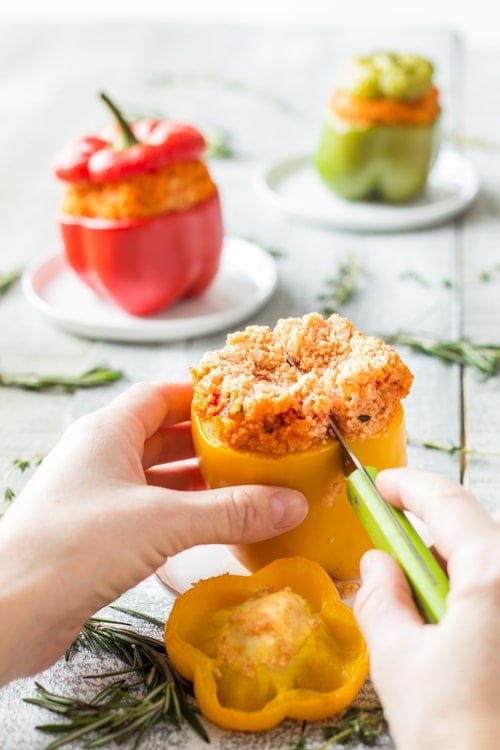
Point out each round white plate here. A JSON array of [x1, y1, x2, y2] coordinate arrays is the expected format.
[[22, 236, 277, 343], [156, 545, 361, 606], [259, 148, 480, 232], [157, 545, 249, 595]]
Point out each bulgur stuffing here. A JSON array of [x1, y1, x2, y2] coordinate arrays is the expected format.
[[191, 312, 413, 454], [62, 160, 216, 219], [216, 587, 318, 678]]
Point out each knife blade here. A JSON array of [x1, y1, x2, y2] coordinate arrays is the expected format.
[[329, 417, 449, 624]]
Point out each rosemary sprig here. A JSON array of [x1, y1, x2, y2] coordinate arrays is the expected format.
[[2, 452, 46, 503], [317, 254, 363, 316], [26, 610, 209, 749], [289, 708, 386, 749], [0, 267, 22, 298], [385, 332, 500, 379], [0, 365, 124, 392]]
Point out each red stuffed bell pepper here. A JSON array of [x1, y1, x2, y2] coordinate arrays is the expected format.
[[54, 93, 223, 316]]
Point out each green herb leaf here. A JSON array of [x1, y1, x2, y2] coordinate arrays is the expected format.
[[385, 332, 500, 379], [2, 452, 46, 503], [0, 365, 124, 392], [408, 436, 500, 457], [399, 270, 431, 286], [0, 267, 23, 299], [318, 254, 363, 316], [204, 127, 235, 158], [322, 708, 386, 747], [292, 708, 387, 749]]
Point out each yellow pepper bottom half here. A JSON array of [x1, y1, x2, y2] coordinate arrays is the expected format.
[[165, 557, 369, 731], [192, 404, 407, 579]]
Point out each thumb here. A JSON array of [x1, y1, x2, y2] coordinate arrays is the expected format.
[[354, 550, 423, 673], [154, 484, 308, 555]]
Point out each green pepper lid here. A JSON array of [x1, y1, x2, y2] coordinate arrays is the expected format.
[[336, 52, 434, 101]]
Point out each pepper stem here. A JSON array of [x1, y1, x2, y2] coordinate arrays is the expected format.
[[99, 91, 139, 149]]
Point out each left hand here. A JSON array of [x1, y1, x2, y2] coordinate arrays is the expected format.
[[0, 382, 307, 684]]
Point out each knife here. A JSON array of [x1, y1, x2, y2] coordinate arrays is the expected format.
[[329, 417, 449, 624]]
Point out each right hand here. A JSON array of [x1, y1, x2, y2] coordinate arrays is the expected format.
[[354, 467, 500, 750]]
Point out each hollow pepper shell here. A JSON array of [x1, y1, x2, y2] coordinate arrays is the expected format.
[[191, 404, 407, 579], [314, 116, 439, 202], [59, 190, 223, 316], [165, 556, 369, 732]]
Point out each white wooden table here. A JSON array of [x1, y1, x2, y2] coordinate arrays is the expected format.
[[0, 21, 499, 749]]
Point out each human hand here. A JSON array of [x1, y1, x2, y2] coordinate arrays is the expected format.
[[0, 382, 307, 685], [354, 467, 500, 750]]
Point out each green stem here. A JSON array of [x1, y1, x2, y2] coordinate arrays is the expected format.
[[99, 92, 139, 149]]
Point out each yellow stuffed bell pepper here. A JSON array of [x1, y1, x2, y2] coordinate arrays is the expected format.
[[190, 313, 413, 580], [191, 403, 407, 580], [165, 556, 369, 731]]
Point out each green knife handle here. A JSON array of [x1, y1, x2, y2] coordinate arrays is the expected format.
[[347, 466, 449, 624]]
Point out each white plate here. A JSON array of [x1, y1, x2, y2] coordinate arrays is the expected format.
[[156, 545, 361, 605], [157, 545, 249, 595], [259, 148, 480, 232], [156, 512, 430, 598], [22, 236, 277, 343]]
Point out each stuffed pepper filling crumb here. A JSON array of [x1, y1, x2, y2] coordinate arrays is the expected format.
[[61, 160, 217, 219], [191, 312, 413, 454]]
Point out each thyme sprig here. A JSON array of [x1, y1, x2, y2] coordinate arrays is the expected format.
[[318, 255, 363, 316], [0, 365, 124, 392], [385, 332, 500, 379], [26, 609, 208, 749], [408, 437, 500, 457], [204, 127, 235, 158], [2, 452, 46, 503], [321, 707, 386, 746], [289, 708, 386, 749], [447, 130, 500, 151], [0, 267, 22, 298]]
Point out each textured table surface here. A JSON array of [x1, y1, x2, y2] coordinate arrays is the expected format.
[[1, 21, 500, 749]]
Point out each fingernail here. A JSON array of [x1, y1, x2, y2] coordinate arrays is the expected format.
[[270, 490, 307, 530]]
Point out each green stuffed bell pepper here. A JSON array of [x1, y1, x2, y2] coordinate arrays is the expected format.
[[315, 52, 440, 203]]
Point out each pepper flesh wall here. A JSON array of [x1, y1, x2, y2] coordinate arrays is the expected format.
[[165, 557, 369, 732]]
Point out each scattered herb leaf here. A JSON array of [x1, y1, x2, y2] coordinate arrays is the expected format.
[[289, 731, 307, 750], [385, 332, 500, 379], [0, 365, 124, 392], [399, 270, 431, 286], [0, 267, 23, 299], [447, 130, 500, 152], [241, 236, 286, 258], [318, 254, 363, 316], [149, 71, 302, 118], [26, 610, 209, 748], [205, 127, 235, 158], [2, 452, 46, 503], [290, 708, 387, 749], [321, 707, 386, 746], [408, 437, 500, 457]]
